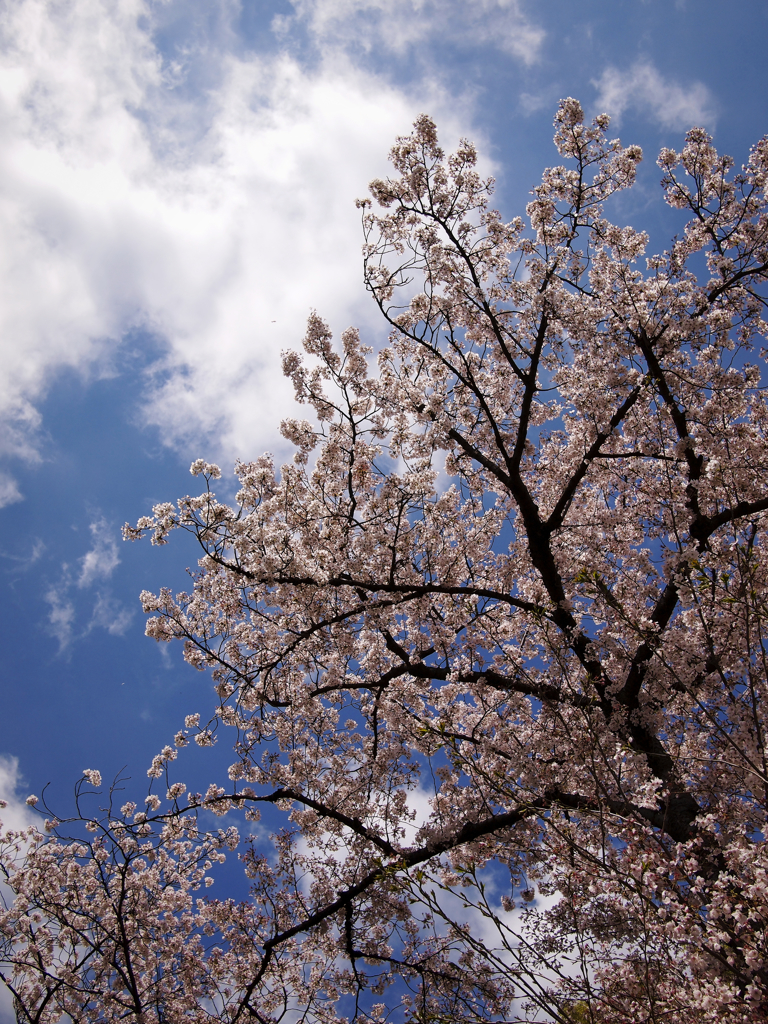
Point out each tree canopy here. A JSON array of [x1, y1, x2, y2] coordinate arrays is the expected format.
[[2, 98, 768, 1023]]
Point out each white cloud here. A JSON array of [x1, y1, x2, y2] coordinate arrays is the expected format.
[[518, 90, 549, 117], [0, 473, 22, 508], [44, 583, 76, 650], [0, 537, 44, 567], [88, 590, 134, 636], [45, 580, 133, 649], [0, 756, 41, 1024], [78, 517, 120, 588], [279, 0, 544, 65], [592, 60, 717, 131], [0, 0, 161, 481], [135, 53, 459, 460], [0, 0, 496, 486], [43, 517, 128, 649], [0, 755, 39, 834]]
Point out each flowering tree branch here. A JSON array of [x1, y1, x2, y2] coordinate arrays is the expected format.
[[3, 99, 768, 1022]]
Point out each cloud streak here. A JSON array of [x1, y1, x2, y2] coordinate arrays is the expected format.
[[592, 60, 717, 131], [279, 0, 544, 64], [44, 584, 76, 651], [0, 474, 22, 508], [78, 517, 120, 589], [87, 591, 134, 637], [44, 517, 131, 650]]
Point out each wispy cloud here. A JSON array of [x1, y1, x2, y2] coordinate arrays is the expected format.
[[279, 0, 545, 65], [87, 591, 134, 636], [78, 517, 120, 588], [44, 518, 130, 650], [0, 473, 22, 508], [0, 538, 45, 569], [592, 60, 717, 131], [44, 583, 76, 651]]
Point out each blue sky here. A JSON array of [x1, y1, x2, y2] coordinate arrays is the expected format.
[[0, 0, 766, 943]]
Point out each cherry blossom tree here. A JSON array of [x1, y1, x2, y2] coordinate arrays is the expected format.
[[3, 98, 768, 1022]]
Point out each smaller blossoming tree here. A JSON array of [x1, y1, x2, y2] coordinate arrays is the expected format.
[[2, 98, 768, 1022]]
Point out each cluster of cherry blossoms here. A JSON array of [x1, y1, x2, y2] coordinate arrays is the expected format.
[[3, 98, 768, 1021]]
